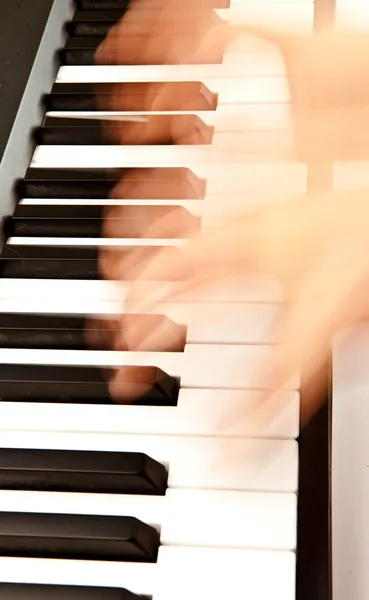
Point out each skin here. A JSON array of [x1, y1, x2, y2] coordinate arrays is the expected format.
[[95, 13, 369, 426]]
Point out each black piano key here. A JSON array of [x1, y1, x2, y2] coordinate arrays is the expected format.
[[76, 0, 130, 8], [0, 245, 99, 260], [45, 82, 217, 111], [0, 448, 168, 494], [20, 167, 119, 199], [0, 244, 185, 280], [0, 313, 90, 350], [0, 312, 88, 329], [68, 9, 222, 36], [0, 314, 87, 349], [75, 0, 229, 10], [59, 43, 222, 66], [44, 92, 101, 111], [5, 217, 197, 239], [65, 35, 115, 49], [0, 312, 187, 352], [0, 244, 100, 280], [0, 583, 145, 600], [13, 203, 184, 220], [0, 512, 159, 562], [9, 202, 200, 239], [19, 168, 206, 199], [49, 82, 214, 97], [4, 216, 103, 238], [34, 125, 108, 145], [59, 48, 99, 66], [38, 119, 214, 146], [0, 363, 180, 405], [0, 246, 100, 280], [65, 11, 122, 37], [34, 119, 213, 146], [73, 10, 125, 22], [14, 204, 103, 219], [66, 20, 113, 37]]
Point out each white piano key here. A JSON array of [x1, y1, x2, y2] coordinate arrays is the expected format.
[[219, 52, 286, 76], [0, 344, 300, 389], [0, 275, 285, 303], [57, 71, 290, 103], [175, 302, 281, 343], [35, 130, 293, 162], [156, 546, 296, 600], [17, 195, 286, 219], [47, 102, 293, 130], [0, 388, 300, 439], [32, 144, 301, 167], [17, 194, 294, 223], [7, 237, 186, 247], [0, 430, 298, 492], [0, 547, 296, 600], [0, 488, 297, 550]]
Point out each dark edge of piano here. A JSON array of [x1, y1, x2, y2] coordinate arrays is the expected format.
[[297, 1, 335, 599], [0, 0, 334, 599], [0, 0, 74, 247]]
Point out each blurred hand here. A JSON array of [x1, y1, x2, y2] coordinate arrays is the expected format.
[[196, 24, 369, 161], [97, 14, 369, 159], [99, 187, 369, 423]]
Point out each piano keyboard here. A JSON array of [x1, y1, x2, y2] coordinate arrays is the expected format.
[[0, 0, 331, 599]]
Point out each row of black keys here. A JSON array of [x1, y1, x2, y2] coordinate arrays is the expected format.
[[0, 313, 182, 404], [0, 449, 163, 566], [0, 447, 161, 595], [2, 166, 203, 279], [61, 4, 223, 68], [0, 584, 142, 600], [68, 1, 228, 40]]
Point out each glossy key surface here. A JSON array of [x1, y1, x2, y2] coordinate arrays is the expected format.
[[0, 448, 167, 494], [0, 512, 159, 561], [0, 583, 141, 600]]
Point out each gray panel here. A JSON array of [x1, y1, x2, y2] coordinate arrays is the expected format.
[[0, 0, 74, 246]]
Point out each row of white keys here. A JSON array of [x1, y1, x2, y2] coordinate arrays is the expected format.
[[0, 427, 297, 491], [0, 547, 296, 600], [0, 487, 297, 549], [0, 344, 299, 388], [0, 386, 299, 437]]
